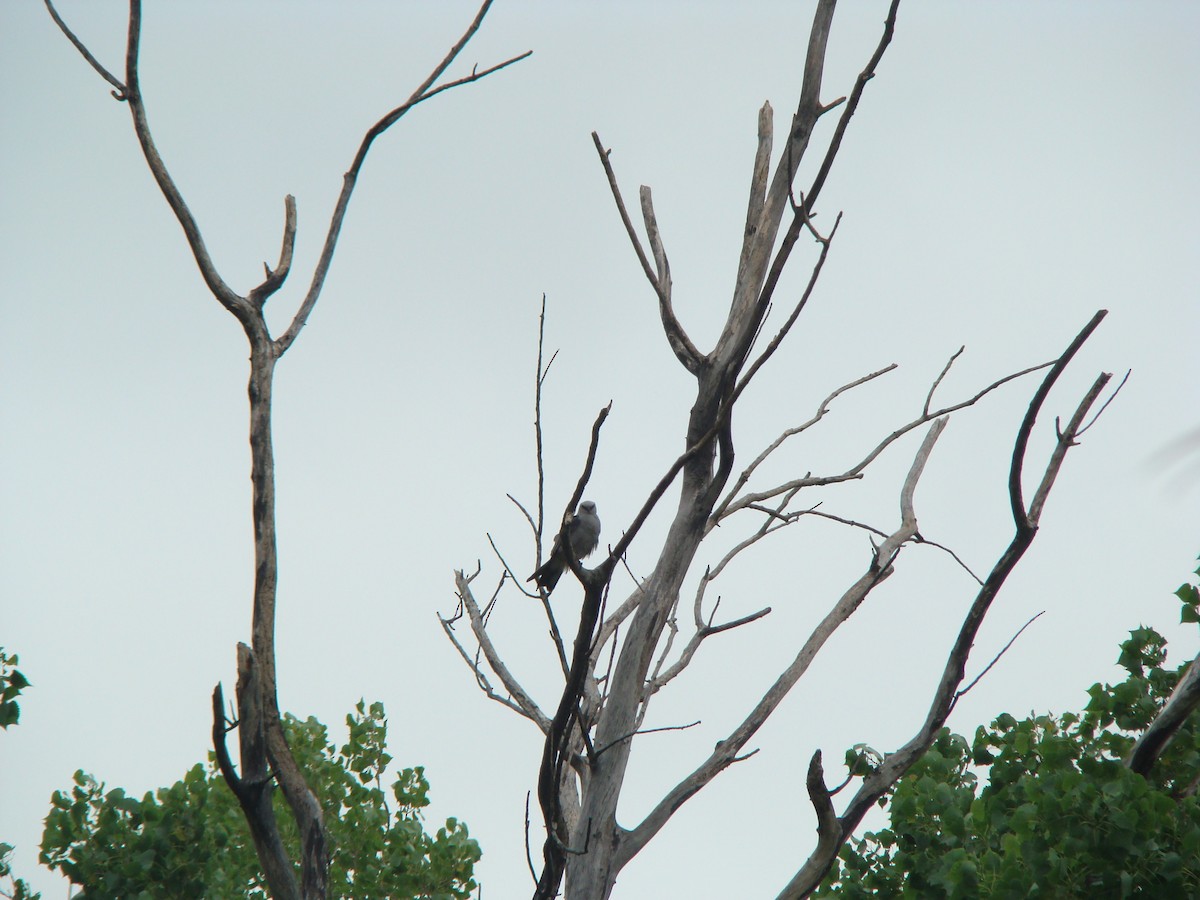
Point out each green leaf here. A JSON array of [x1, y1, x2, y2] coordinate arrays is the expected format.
[[39, 700, 479, 900], [816, 568, 1200, 899]]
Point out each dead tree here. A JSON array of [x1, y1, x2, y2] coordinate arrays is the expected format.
[[47, 2, 527, 898], [440, 3, 1121, 898]]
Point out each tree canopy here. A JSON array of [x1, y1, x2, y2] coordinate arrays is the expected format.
[[817, 593, 1200, 898], [39, 701, 479, 900]]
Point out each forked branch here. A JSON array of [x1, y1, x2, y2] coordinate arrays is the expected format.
[[617, 417, 948, 869], [443, 570, 552, 731], [48, 2, 528, 897], [592, 133, 702, 374], [749, 0, 901, 340], [722, 356, 1054, 519], [276, 42, 532, 354], [780, 310, 1113, 898]]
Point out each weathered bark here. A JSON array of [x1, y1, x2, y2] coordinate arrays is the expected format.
[[47, 1, 528, 897], [560, 4, 889, 897], [212, 648, 299, 900], [439, 4, 1119, 900]]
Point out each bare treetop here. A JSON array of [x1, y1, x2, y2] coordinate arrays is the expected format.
[[437, 3, 1122, 899]]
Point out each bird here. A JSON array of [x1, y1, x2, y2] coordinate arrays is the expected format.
[[528, 501, 601, 594]]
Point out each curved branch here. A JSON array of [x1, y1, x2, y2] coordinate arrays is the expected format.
[[618, 418, 946, 869], [713, 364, 896, 523], [249, 195, 297, 307], [44, 0, 127, 98], [275, 43, 531, 355], [1009, 309, 1108, 526], [724, 356, 1053, 517], [781, 311, 1112, 897], [1127, 652, 1200, 777], [592, 133, 703, 374], [122, 1, 251, 325], [448, 570, 551, 731]]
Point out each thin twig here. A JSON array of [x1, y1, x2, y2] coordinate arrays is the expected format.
[[713, 363, 896, 522], [707, 606, 772, 636], [724, 358, 1054, 518], [924, 346, 965, 416], [275, 45, 530, 354], [43, 0, 127, 97], [951, 611, 1045, 710], [733, 211, 843, 402], [534, 294, 549, 555], [486, 533, 539, 600], [507, 492, 538, 541], [593, 720, 702, 759], [591, 134, 659, 296], [437, 611, 531, 721], [1077, 368, 1128, 437]]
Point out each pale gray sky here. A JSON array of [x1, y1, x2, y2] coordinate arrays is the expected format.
[[2, 2, 1198, 898]]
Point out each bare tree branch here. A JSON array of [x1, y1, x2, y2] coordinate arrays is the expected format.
[[737, 102, 774, 281], [249, 195, 298, 308], [618, 418, 948, 869], [593, 720, 702, 759], [592, 133, 703, 373], [780, 311, 1111, 898], [804, 751, 841, 888], [44, 0, 127, 97], [522, 297, 572, 671], [1077, 368, 1129, 438], [535, 568, 610, 899], [645, 593, 772, 699], [733, 210, 843, 401], [438, 604, 544, 725], [640, 186, 672, 305], [924, 346, 964, 415], [723, 357, 1054, 518], [722, 0, 838, 352], [744, 0, 901, 362], [448, 570, 551, 731], [1128, 652, 1200, 777], [714, 363, 896, 523], [50, 3, 529, 896], [275, 44, 532, 355], [1009, 309, 1108, 524], [121, 1, 252, 324], [532, 295, 550, 558], [952, 610, 1045, 708]]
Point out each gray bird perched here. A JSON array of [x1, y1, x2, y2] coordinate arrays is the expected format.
[[528, 501, 601, 594]]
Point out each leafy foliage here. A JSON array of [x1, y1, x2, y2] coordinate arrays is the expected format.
[[1, 648, 40, 900], [817, 626, 1200, 898], [40, 700, 480, 899], [1, 842, 40, 900], [0, 648, 30, 730], [1175, 554, 1200, 625]]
